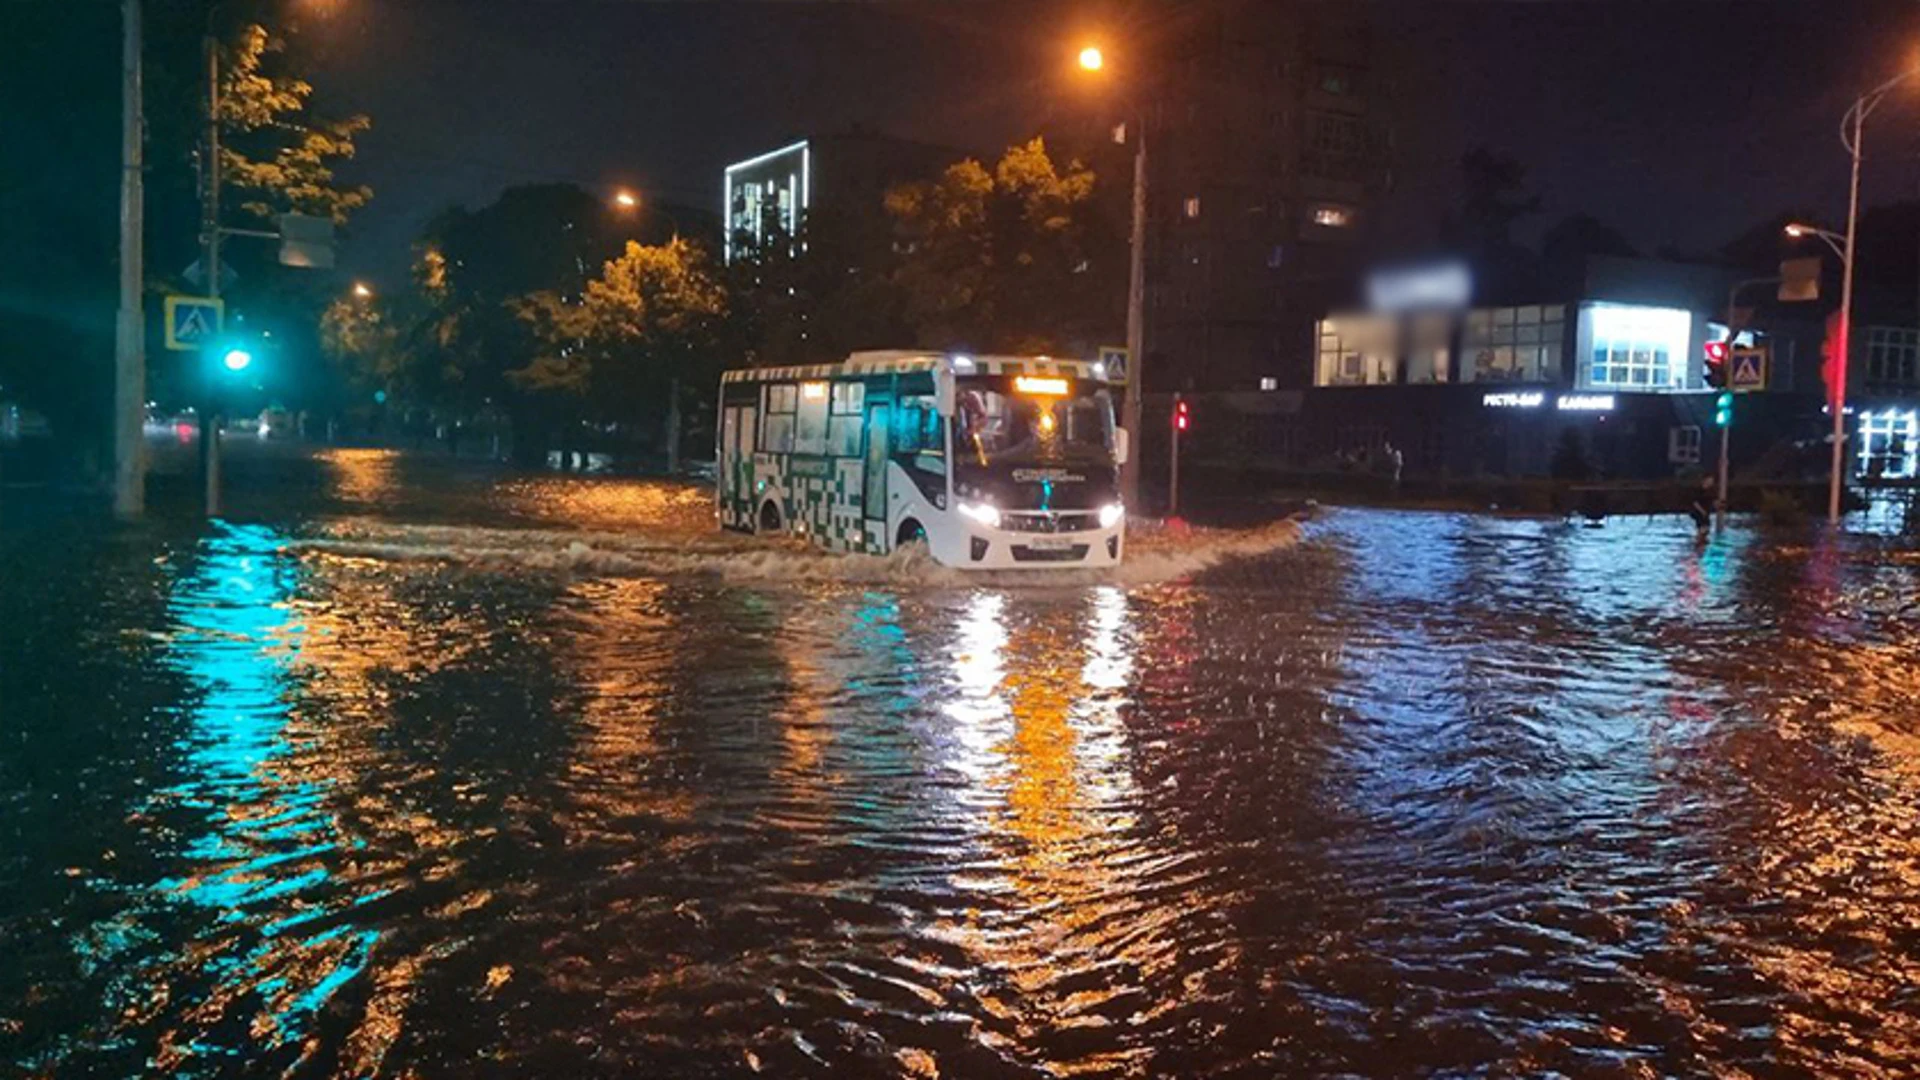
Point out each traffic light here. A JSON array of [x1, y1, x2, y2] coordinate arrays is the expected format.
[[1173, 399, 1190, 431], [1704, 340, 1730, 389], [220, 347, 253, 372], [1715, 391, 1733, 428]]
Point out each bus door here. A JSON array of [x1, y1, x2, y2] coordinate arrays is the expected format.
[[863, 401, 890, 538], [723, 402, 757, 524]]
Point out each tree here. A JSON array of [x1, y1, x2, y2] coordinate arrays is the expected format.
[[887, 138, 1118, 354], [515, 238, 726, 470]]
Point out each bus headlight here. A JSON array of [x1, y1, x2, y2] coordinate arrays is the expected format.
[[1098, 503, 1125, 529], [958, 501, 1001, 529]]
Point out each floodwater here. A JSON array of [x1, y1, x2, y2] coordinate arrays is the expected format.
[[5, 448, 1920, 1078]]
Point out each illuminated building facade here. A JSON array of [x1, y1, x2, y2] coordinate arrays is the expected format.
[[722, 130, 959, 265]]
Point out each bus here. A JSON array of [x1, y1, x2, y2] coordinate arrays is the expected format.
[[717, 351, 1130, 569]]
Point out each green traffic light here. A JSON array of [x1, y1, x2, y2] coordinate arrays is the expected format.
[[1715, 392, 1732, 428], [222, 348, 253, 372]]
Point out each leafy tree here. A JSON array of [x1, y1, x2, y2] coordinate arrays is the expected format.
[[216, 23, 371, 226], [887, 138, 1117, 354], [516, 238, 726, 470]]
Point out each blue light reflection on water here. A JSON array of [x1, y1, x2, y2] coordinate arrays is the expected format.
[[99, 524, 374, 1074]]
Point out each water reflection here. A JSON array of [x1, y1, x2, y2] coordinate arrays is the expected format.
[[95, 525, 374, 1074]]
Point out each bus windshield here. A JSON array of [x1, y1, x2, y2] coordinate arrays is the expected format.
[[953, 379, 1115, 469]]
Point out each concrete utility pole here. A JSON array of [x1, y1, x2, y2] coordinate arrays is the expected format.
[[113, 0, 145, 519], [203, 29, 224, 516]]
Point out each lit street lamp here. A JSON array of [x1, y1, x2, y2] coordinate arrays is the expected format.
[[1078, 41, 1148, 513], [351, 281, 373, 299], [613, 189, 639, 211], [1808, 66, 1920, 526]]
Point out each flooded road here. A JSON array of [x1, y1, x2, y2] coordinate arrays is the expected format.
[[5, 449, 1920, 1077]]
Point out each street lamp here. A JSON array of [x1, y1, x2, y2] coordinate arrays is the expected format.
[[1078, 41, 1148, 513], [1815, 65, 1920, 525], [351, 281, 373, 299], [613, 189, 639, 211]]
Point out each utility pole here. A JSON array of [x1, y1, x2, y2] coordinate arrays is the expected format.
[[1121, 121, 1147, 514], [202, 29, 224, 517], [113, 0, 145, 519]]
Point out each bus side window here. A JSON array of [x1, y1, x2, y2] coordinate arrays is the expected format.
[[894, 397, 943, 458]]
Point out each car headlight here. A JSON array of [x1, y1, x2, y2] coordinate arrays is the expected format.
[[958, 501, 1001, 529], [1098, 503, 1124, 529]]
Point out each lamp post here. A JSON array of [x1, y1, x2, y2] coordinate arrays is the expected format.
[[1079, 44, 1149, 513], [1814, 68, 1920, 526]]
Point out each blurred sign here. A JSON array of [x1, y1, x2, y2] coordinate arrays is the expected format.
[[163, 295, 223, 352], [1098, 345, 1130, 385], [278, 213, 336, 269], [1779, 257, 1821, 302], [1367, 261, 1472, 313], [1730, 345, 1768, 391], [1556, 394, 1616, 412]]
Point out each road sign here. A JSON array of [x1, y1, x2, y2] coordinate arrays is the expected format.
[[1730, 345, 1768, 392], [1098, 345, 1130, 385], [163, 295, 223, 352], [278, 213, 336, 268]]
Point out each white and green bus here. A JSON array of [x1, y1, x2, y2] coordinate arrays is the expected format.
[[717, 351, 1130, 569]]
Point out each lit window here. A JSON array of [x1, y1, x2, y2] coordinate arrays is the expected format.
[[1858, 409, 1919, 479], [1312, 205, 1353, 228], [1463, 305, 1566, 384], [1259, 376, 1279, 391], [1184, 196, 1202, 219], [1580, 304, 1690, 392]]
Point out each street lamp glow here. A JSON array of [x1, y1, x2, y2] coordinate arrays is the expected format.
[[1784, 223, 1809, 237], [1078, 45, 1104, 71], [351, 281, 373, 298], [614, 190, 638, 210], [222, 348, 252, 372]]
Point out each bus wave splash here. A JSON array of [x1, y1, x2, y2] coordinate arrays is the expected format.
[[293, 517, 1306, 587]]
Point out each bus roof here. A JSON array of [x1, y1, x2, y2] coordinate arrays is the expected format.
[[720, 351, 1110, 385]]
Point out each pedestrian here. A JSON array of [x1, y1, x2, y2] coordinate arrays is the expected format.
[[1687, 474, 1714, 532], [1384, 440, 1404, 490]]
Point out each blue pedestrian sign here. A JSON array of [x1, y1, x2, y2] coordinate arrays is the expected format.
[[1098, 345, 1130, 385], [164, 295, 224, 352], [1729, 345, 1768, 392]]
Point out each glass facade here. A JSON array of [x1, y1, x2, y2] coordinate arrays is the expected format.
[[1462, 305, 1565, 383], [1579, 304, 1690, 391]]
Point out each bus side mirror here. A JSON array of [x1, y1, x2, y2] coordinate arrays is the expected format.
[[1114, 426, 1130, 466]]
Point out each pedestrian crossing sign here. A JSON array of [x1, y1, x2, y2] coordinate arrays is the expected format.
[[1098, 345, 1130, 385], [1729, 345, 1768, 391], [164, 295, 224, 352]]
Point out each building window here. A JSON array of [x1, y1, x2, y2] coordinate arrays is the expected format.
[[1866, 326, 1920, 388], [1316, 316, 1396, 386], [1463, 304, 1565, 383], [1311, 204, 1354, 228], [1304, 111, 1366, 179], [1858, 408, 1919, 479], [1581, 303, 1690, 391], [1184, 196, 1202, 219], [1317, 66, 1357, 96], [1259, 376, 1279, 391], [1669, 425, 1702, 466], [1267, 244, 1286, 269]]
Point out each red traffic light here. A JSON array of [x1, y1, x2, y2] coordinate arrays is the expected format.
[[1704, 340, 1730, 388], [1174, 400, 1190, 431]]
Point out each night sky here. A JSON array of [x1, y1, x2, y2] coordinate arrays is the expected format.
[[289, 0, 1920, 281]]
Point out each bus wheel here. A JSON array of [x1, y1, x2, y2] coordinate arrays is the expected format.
[[895, 519, 927, 549], [758, 501, 784, 534]]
